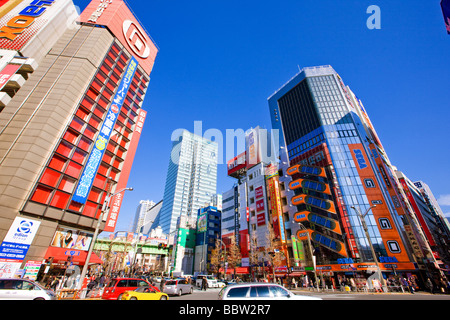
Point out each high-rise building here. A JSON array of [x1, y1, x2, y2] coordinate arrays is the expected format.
[[194, 205, 221, 274], [221, 127, 289, 278], [132, 200, 156, 233], [0, 0, 157, 278], [158, 130, 218, 235], [268, 65, 441, 284]]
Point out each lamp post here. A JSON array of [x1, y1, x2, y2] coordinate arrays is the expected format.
[[297, 222, 319, 291], [351, 205, 388, 292], [130, 219, 154, 276], [77, 186, 133, 291]]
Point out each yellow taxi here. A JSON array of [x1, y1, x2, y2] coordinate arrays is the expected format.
[[121, 286, 169, 300]]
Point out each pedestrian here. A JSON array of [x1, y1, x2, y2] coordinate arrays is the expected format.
[[426, 278, 434, 294], [160, 278, 165, 292], [202, 277, 207, 291], [50, 276, 60, 291]]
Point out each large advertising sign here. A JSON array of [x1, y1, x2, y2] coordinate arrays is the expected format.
[[0, 0, 68, 50], [348, 144, 410, 262], [79, 0, 158, 75], [227, 151, 246, 176], [442, 0, 450, 34], [72, 57, 138, 204], [0, 217, 41, 278], [267, 177, 285, 244], [246, 128, 261, 168], [197, 214, 207, 233], [50, 227, 93, 251], [0, 217, 41, 262]]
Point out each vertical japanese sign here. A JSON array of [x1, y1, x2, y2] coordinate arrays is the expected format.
[[72, 57, 139, 204]]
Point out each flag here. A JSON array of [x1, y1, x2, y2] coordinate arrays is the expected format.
[[442, 0, 450, 34]]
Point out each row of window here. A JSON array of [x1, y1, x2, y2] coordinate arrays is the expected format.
[[29, 41, 149, 219]]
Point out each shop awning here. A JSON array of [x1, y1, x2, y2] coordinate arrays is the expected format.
[[219, 267, 250, 275], [44, 247, 103, 265]]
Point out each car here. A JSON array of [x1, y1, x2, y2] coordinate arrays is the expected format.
[[218, 283, 322, 300], [121, 286, 169, 300], [217, 281, 226, 288], [0, 278, 57, 300], [154, 276, 162, 283], [195, 275, 218, 288], [163, 279, 194, 296], [102, 278, 159, 300]]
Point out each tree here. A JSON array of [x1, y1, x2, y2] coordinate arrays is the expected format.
[[248, 232, 261, 280], [263, 223, 284, 282], [226, 235, 242, 279], [210, 238, 222, 276]]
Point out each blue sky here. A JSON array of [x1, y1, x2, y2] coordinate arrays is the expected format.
[[74, 0, 450, 232]]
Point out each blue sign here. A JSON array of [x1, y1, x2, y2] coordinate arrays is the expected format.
[[72, 57, 139, 204], [353, 149, 368, 169], [0, 242, 30, 261]]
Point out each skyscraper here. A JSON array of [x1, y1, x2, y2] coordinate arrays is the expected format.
[[158, 130, 218, 234], [268, 65, 439, 283], [132, 200, 156, 233]]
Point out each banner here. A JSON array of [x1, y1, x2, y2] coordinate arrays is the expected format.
[[72, 57, 138, 204], [442, 0, 450, 34]]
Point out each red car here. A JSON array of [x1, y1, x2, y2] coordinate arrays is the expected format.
[[102, 278, 160, 300]]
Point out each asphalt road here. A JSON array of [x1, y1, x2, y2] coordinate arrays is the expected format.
[[168, 286, 450, 301]]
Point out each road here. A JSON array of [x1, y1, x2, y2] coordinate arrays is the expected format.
[[169, 286, 450, 301]]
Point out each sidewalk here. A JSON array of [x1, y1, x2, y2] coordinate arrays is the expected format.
[[290, 286, 441, 295]]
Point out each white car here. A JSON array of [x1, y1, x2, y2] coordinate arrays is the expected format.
[[0, 279, 57, 300], [196, 275, 218, 288], [218, 283, 322, 300]]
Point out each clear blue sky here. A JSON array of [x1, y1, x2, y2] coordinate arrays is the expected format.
[[74, 0, 450, 233]]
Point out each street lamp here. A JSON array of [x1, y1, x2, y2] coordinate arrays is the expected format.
[[297, 222, 319, 291], [77, 186, 133, 291], [130, 219, 155, 276], [350, 205, 388, 292]]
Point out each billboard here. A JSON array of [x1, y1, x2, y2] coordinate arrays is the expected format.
[[227, 151, 246, 176], [246, 128, 261, 168], [0, 217, 41, 278], [197, 214, 207, 233], [0, 0, 69, 51], [79, 0, 158, 75], [348, 144, 410, 262], [266, 177, 285, 244], [50, 227, 93, 251], [72, 57, 138, 204]]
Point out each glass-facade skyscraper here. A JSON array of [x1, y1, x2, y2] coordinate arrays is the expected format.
[[268, 65, 436, 281], [158, 130, 218, 234]]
